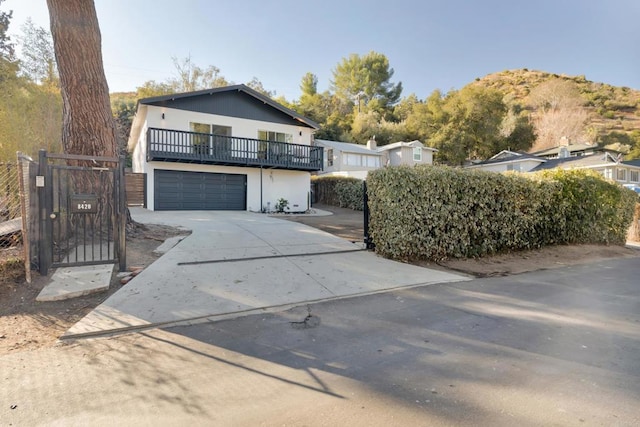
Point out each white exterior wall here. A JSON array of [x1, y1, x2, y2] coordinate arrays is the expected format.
[[145, 105, 313, 146], [317, 170, 369, 180], [133, 105, 315, 212], [146, 161, 310, 212], [385, 147, 435, 166]]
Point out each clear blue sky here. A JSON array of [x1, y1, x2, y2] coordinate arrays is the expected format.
[[4, 0, 640, 100]]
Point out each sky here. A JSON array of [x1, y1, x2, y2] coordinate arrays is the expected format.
[[3, 0, 640, 101]]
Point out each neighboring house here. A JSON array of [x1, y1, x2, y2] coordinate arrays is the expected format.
[[465, 147, 640, 188], [377, 140, 438, 167], [531, 153, 640, 186], [128, 84, 322, 212], [466, 150, 547, 173], [316, 139, 383, 179]]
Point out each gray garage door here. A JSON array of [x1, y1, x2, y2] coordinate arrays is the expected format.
[[154, 170, 246, 211]]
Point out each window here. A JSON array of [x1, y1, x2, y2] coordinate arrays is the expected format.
[[327, 149, 334, 167], [616, 168, 627, 181], [190, 122, 211, 154], [190, 122, 232, 156], [365, 155, 380, 167], [258, 130, 293, 143], [345, 153, 361, 166], [413, 147, 422, 162], [630, 170, 639, 183]]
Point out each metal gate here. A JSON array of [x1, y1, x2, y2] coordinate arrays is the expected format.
[[37, 150, 126, 275]]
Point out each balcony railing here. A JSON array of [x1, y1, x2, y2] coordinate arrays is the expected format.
[[146, 128, 323, 172]]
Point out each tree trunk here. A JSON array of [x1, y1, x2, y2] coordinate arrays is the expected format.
[[46, 0, 117, 157]]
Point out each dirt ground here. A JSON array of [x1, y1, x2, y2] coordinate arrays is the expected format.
[[1, 205, 638, 355], [0, 224, 188, 355]]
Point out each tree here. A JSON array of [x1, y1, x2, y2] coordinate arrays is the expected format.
[[331, 51, 402, 114], [18, 17, 57, 85], [46, 0, 117, 157], [245, 76, 274, 97], [430, 86, 508, 165], [170, 55, 229, 92], [0, 0, 18, 84], [0, 0, 14, 59], [300, 72, 318, 97], [528, 79, 589, 151]]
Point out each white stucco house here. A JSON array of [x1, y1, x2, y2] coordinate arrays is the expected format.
[[377, 140, 438, 167], [128, 84, 322, 212], [315, 138, 437, 179], [315, 138, 383, 179]]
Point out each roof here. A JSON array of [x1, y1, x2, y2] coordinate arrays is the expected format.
[[138, 84, 319, 129], [622, 159, 640, 167], [531, 143, 615, 158], [530, 152, 620, 171], [377, 140, 438, 152], [315, 139, 382, 156], [467, 150, 546, 168]]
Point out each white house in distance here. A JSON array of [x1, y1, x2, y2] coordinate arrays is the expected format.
[[378, 140, 438, 167], [316, 138, 383, 179], [316, 138, 438, 179], [128, 84, 322, 212]]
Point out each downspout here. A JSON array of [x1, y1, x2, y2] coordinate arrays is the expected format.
[[260, 165, 263, 212]]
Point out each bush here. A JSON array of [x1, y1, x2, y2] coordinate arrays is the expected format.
[[312, 176, 364, 211], [366, 166, 637, 262]]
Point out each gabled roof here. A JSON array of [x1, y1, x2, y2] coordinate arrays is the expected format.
[[467, 150, 546, 168], [377, 140, 438, 152], [530, 152, 621, 171], [138, 84, 319, 129], [315, 139, 382, 156], [531, 143, 616, 158]]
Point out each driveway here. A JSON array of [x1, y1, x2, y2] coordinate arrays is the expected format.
[[65, 209, 468, 338]]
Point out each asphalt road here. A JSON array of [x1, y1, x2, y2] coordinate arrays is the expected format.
[[2, 257, 639, 426]]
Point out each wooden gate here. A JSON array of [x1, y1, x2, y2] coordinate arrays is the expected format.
[[37, 150, 126, 275]]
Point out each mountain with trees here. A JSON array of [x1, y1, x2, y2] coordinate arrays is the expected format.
[[469, 69, 640, 156]]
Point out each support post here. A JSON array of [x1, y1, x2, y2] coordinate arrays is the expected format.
[[363, 180, 374, 250], [117, 155, 127, 272], [37, 149, 52, 275]]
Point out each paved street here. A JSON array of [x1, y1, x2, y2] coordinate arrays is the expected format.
[[2, 257, 639, 426]]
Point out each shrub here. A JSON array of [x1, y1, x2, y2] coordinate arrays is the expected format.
[[366, 166, 636, 262], [312, 176, 364, 211]]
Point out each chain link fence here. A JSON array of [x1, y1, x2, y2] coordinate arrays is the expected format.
[[0, 162, 24, 279], [0, 155, 37, 283]]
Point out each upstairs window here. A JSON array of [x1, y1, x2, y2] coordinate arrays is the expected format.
[[258, 130, 292, 143]]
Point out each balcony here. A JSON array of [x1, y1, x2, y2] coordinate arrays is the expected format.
[[146, 127, 323, 172]]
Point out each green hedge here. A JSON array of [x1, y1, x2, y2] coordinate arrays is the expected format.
[[312, 176, 364, 211], [367, 166, 637, 261]]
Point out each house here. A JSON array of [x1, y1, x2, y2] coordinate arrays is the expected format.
[[377, 140, 438, 167], [316, 138, 383, 179], [128, 84, 322, 212], [465, 147, 640, 188], [531, 153, 640, 186], [315, 138, 438, 179]]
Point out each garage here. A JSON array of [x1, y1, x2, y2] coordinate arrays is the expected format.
[[154, 170, 246, 211]]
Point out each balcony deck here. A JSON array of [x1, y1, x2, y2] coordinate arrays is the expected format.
[[146, 128, 323, 172]]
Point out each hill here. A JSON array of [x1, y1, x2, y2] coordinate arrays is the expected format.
[[469, 69, 640, 150]]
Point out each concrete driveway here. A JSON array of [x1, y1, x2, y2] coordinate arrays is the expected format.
[[65, 208, 468, 338]]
